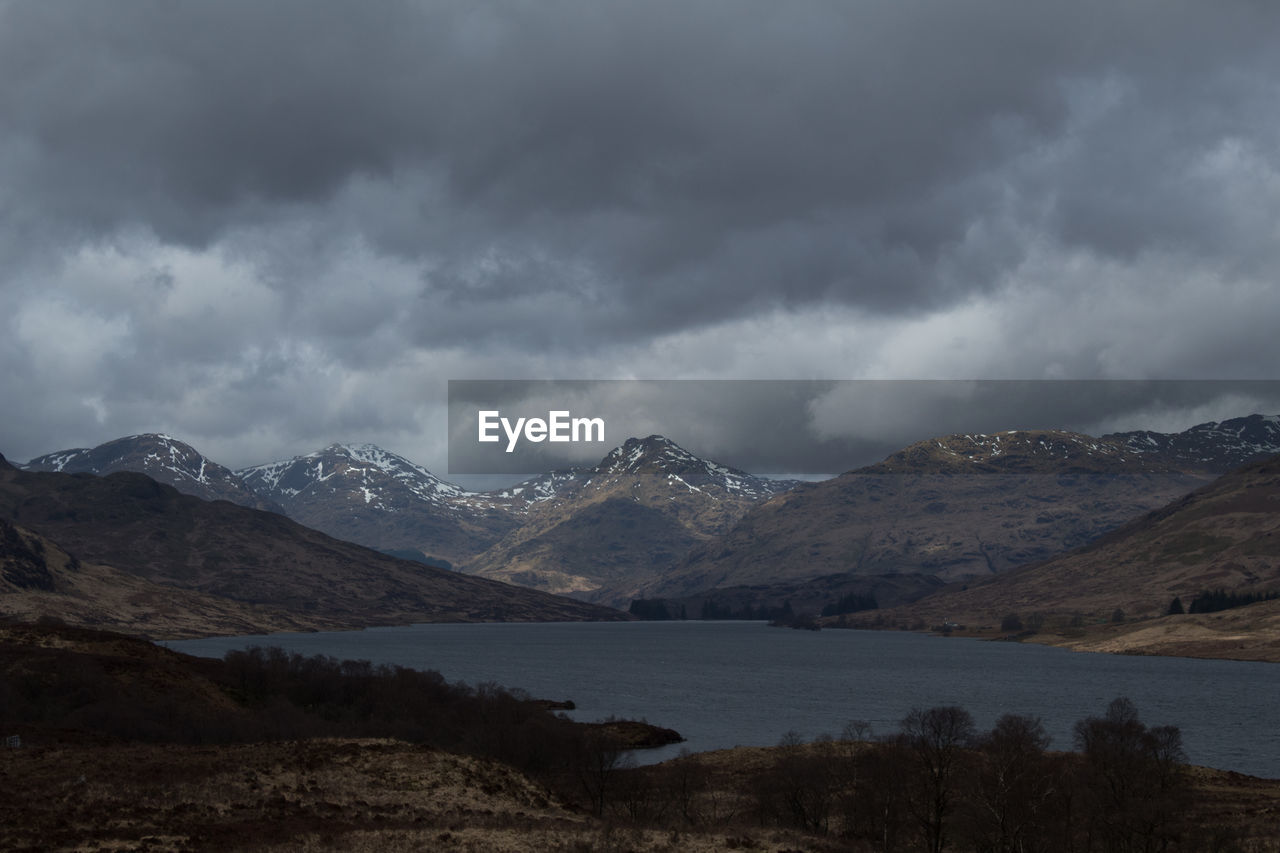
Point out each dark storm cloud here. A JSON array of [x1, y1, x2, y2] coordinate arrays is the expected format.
[[4, 0, 1276, 339], [3, 1, 1280, 471]]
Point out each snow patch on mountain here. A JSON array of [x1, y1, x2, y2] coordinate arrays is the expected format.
[[238, 443, 477, 514]]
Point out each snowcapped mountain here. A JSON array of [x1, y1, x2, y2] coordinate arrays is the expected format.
[[233, 436, 792, 596], [235, 443, 523, 565], [492, 468, 591, 506], [488, 436, 792, 511], [864, 415, 1280, 477], [239, 443, 471, 511], [858, 428, 1157, 475], [22, 434, 280, 512], [1106, 413, 1280, 472], [465, 436, 797, 606], [21, 414, 1274, 616], [590, 435, 793, 499]]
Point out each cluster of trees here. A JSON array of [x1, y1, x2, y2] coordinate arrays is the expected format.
[[217, 646, 594, 775], [821, 592, 879, 617], [627, 598, 798, 621], [1168, 588, 1280, 615], [700, 599, 795, 620], [0, 636, 624, 791], [604, 699, 1197, 853], [630, 595, 884, 622], [627, 598, 685, 620]]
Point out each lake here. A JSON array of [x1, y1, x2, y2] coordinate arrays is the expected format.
[[168, 621, 1280, 779]]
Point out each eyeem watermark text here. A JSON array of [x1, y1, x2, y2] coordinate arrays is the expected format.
[[478, 410, 605, 452]]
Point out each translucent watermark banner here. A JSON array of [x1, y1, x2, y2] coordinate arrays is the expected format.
[[446, 379, 1280, 476]]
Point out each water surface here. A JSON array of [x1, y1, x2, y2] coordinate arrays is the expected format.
[[170, 621, 1279, 778]]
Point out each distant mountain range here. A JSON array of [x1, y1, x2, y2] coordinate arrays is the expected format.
[[10, 413, 1280, 631], [18, 432, 796, 607]]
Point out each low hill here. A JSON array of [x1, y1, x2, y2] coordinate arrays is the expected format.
[[0, 517, 325, 638]]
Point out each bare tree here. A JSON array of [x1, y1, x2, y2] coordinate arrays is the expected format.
[[899, 706, 976, 853], [968, 713, 1054, 853], [1073, 698, 1189, 853]]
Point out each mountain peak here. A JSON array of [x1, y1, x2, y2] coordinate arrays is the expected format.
[[125, 432, 177, 442], [614, 434, 679, 453], [602, 435, 712, 472], [313, 442, 406, 466], [587, 435, 791, 503], [240, 442, 470, 509]]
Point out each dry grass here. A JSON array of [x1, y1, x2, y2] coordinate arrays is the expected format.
[[0, 739, 844, 853], [1032, 600, 1280, 661], [4, 737, 1278, 852]]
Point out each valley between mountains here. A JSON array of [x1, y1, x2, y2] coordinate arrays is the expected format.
[[5, 415, 1280, 660]]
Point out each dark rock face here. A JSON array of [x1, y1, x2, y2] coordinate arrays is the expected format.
[[0, 519, 56, 592]]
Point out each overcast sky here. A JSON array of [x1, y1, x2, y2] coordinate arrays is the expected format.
[[3, 1, 1280, 479]]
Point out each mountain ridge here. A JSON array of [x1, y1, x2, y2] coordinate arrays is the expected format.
[[641, 415, 1280, 606], [15, 414, 1280, 616]]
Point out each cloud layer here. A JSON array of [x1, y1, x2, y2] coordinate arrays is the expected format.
[[3, 1, 1279, 474]]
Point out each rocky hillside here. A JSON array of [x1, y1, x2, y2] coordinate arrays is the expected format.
[[0, 515, 329, 638], [0, 453, 624, 635], [857, 451, 1280, 632], [643, 428, 1233, 602]]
